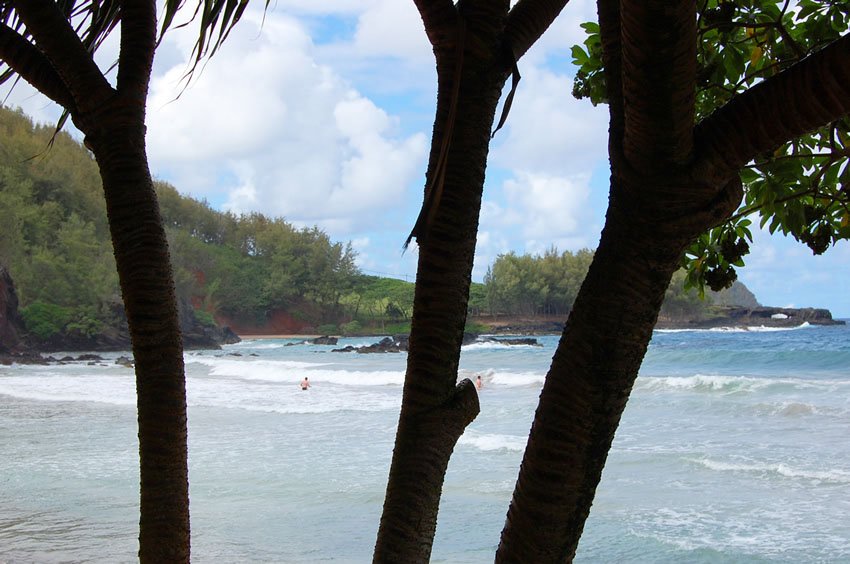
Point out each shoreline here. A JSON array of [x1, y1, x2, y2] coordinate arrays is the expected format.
[[236, 334, 322, 340]]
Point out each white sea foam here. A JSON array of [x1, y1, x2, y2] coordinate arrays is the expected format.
[[458, 431, 526, 452], [186, 357, 332, 382], [241, 342, 287, 350], [462, 340, 540, 351], [471, 368, 543, 387], [0, 372, 136, 405], [635, 374, 838, 394], [760, 401, 819, 416], [286, 368, 404, 386], [637, 374, 772, 394], [688, 457, 850, 483], [187, 377, 401, 414]]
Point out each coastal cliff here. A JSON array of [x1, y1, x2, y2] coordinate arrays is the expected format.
[[0, 264, 238, 360]]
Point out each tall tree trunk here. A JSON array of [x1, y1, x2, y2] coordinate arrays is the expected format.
[[374, 20, 505, 564], [83, 104, 190, 563]]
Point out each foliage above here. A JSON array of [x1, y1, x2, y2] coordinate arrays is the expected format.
[[572, 0, 850, 294]]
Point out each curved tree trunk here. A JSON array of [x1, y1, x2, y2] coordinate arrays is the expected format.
[[373, 28, 506, 564], [83, 104, 190, 563], [495, 185, 733, 560]]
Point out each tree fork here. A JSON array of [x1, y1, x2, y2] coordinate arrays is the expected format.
[[374, 380, 479, 563]]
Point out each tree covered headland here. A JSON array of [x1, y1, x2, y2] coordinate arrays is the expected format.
[[0, 106, 359, 339]]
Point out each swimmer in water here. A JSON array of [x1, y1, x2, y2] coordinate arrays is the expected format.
[[476, 374, 483, 390], [301, 377, 310, 390]]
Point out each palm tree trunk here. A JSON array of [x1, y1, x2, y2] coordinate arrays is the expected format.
[[84, 107, 190, 563]]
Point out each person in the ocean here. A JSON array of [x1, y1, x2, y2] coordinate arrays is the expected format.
[[476, 375, 483, 390], [301, 377, 310, 390]]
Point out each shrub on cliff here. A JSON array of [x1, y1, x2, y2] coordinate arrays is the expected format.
[[21, 301, 72, 340]]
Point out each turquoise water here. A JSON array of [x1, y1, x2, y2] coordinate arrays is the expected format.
[[1, 323, 849, 562]]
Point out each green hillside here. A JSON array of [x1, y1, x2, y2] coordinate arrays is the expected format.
[[0, 105, 755, 344]]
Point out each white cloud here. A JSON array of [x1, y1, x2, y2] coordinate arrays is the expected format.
[[146, 11, 427, 236], [490, 66, 608, 176], [352, 0, 431, 61], [502, 171, 591, 239]]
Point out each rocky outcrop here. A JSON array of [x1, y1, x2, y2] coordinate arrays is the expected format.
[[333, 335, 409, 353], [1, 262, 239, 355], [310, 336, 338, 345], [0, 264, 27, 355], [177, 298, 241, 349], [463, 334, 542, 346]]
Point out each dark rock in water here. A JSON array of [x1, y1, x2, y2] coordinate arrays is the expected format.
[[310, 336, 338, 345], [76, 353, 104, 361], [115, 355, 134, 367], [357, 336, 405, 353], [60, 356, 75, 362], [492, 337, 542, 346], [462, 332, 480, 346], [462, 333, 541, 347], [332, 336, 409, 353], [0, 350, 51, 365]]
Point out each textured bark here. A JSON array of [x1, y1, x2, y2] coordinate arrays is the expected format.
[[496, 173, 739, 562], [620, 0, 696, 171], [11, 0, 113, 111], [375, 0, 512, 560], [84, 108, 190, 563], [0, 25, 74, 108]]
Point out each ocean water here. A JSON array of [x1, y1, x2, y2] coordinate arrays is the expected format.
[[1, 323, 849, 562]]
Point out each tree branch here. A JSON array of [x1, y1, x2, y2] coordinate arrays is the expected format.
[[412, 0, 458, 49], [620, 0, 697, 172], [505, 0, 569, 62], [12, 0, 113, 112], [695, 33, 850, 181], [598, 0, 624, 163], [0, 25, 75, 109], [117, 0, 157, 99]]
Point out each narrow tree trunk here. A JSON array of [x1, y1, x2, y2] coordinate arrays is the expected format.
[[84, 106, 190, 563], [374, 13, 508, 559]]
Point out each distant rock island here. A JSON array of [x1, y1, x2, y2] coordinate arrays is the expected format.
[[475, 305, 844, 335], [656, 306, 845, 329]]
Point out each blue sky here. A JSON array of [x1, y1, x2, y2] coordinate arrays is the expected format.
[[8, 0, 850, 317]]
